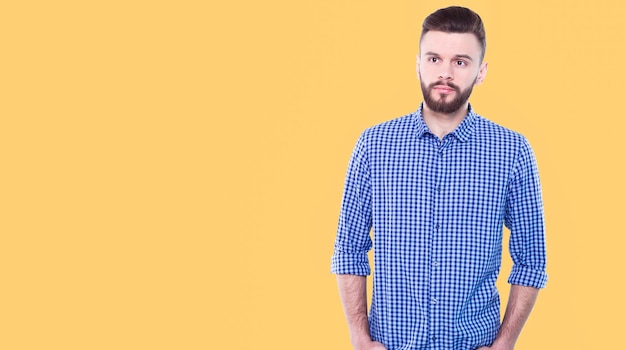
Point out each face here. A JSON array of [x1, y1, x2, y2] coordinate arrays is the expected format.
[[417, 31, 487, 114]]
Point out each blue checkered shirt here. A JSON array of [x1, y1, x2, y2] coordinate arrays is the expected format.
[[331, 105, 547, 350]]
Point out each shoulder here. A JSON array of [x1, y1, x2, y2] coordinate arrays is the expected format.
[[471, 115, 538, 172], [472, 114, 529, 148], [359, 113, 415, 144]]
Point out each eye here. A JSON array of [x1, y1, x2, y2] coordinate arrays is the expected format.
[[428, 57, 440, 63], [455, 60, 467, 66]]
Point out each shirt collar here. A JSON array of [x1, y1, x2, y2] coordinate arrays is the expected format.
[[412, 103, 478, 142]]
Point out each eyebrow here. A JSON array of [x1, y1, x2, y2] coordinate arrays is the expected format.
[[423, 52, 474, 62]]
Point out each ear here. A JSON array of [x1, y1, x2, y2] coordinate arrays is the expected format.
[[416, 54, 421, 77], [475, 62, 488, 85]]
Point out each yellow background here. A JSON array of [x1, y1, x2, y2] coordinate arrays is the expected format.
[[1, 0, 624, 349]]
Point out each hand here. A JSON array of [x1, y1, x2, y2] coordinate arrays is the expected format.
[[354, 340, 387, 350]]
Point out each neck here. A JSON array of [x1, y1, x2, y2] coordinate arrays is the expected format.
[[422, 103, 469, 140]]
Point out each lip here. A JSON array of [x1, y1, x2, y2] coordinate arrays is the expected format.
[[433, 85, 455, 93]]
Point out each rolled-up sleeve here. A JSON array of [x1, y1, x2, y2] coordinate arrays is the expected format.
[[331, 132, 373, 276], [505, 137, 548, 288]]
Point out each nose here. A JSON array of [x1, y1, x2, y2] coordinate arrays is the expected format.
[[438, 65, 453, 80]]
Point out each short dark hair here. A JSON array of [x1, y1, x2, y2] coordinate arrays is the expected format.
[[421, 6, 486, 61]]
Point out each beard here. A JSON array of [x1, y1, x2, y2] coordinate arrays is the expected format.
[[420, 77, 476, 114]]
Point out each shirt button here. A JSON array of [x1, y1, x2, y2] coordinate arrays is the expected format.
[[433, 261, 439, 267], [431, 298, 437, 304]]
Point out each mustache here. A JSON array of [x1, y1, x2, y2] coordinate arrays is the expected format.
[[428, 81, 461, 91]]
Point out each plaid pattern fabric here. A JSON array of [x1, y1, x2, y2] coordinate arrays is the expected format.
[[331, 105, 547, 350]]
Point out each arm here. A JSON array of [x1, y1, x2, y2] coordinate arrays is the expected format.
[[333, 133, 383, 349], [478, 284, 539, 350], [484, 138, 546, 349], [336, 274, 386, 350]]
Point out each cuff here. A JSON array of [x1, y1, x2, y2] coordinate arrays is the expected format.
[[330, 251, 371, 275], [507, 264, 548, 288]]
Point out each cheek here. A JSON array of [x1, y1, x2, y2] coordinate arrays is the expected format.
[[418, 68, 434, 82], [461, 71, 480, 85]]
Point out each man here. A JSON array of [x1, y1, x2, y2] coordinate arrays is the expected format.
[[331, 6, 547, 350]]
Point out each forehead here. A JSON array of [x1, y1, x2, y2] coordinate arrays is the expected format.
[[420, 31, 482, 58]]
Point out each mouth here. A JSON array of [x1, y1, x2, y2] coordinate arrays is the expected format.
[[433, 85, 455, 94]]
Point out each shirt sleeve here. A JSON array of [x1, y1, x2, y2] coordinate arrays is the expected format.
[[331, 131, 373, 275], [504, 137, 548, 288]]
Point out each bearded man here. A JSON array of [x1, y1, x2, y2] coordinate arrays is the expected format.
[[331, 6, 548, 350]]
